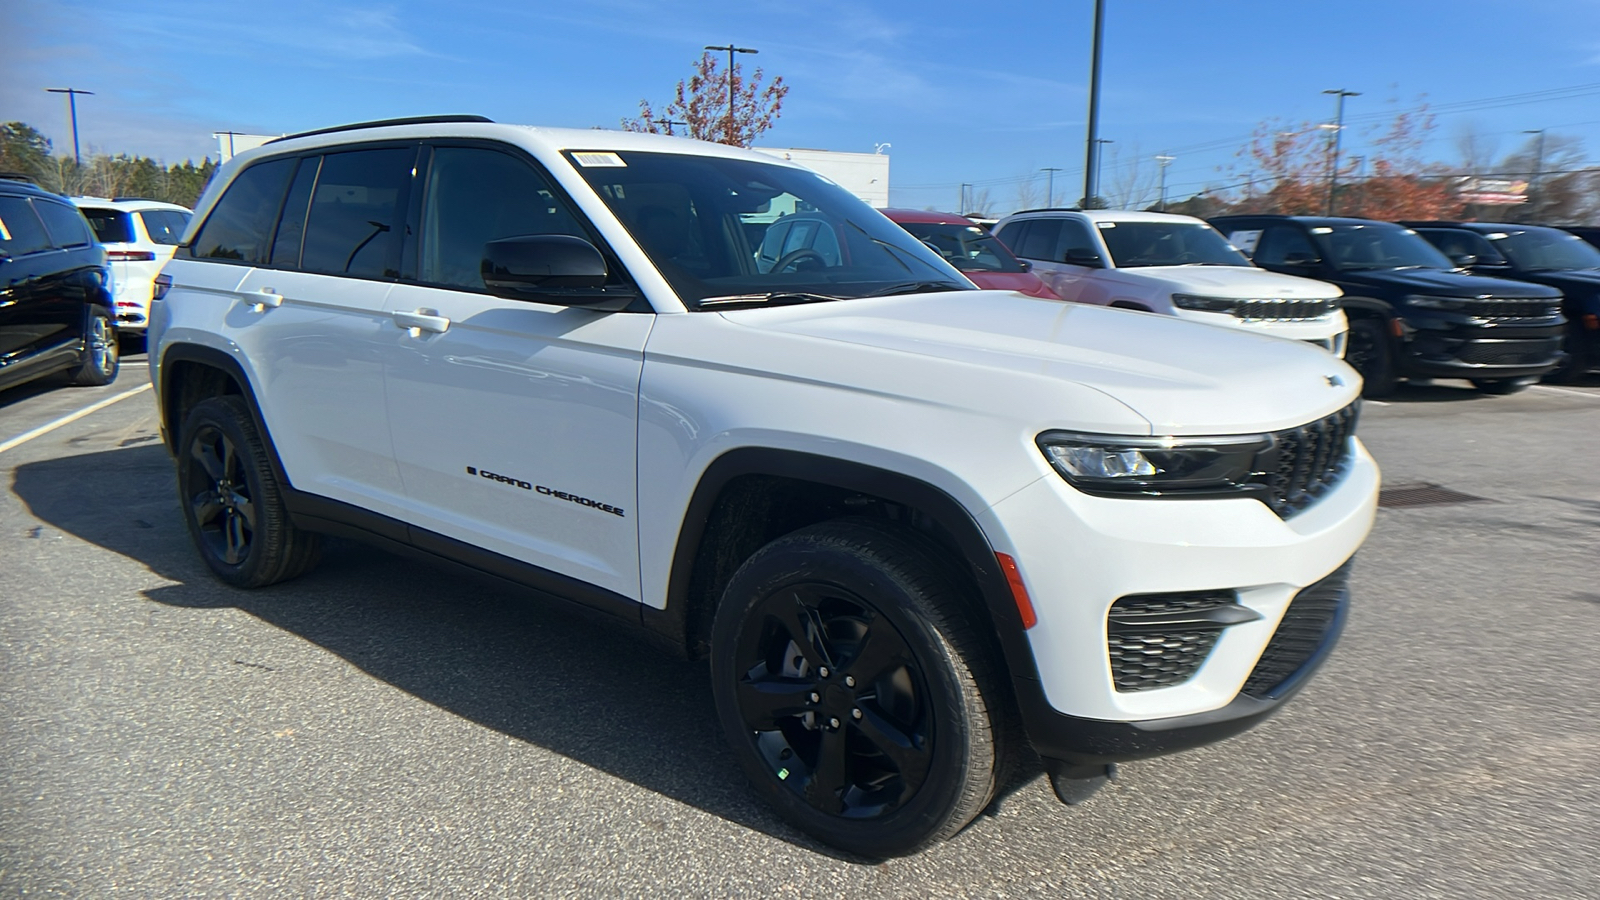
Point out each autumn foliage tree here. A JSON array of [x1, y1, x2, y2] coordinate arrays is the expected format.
[[622, 52, 788, 147]]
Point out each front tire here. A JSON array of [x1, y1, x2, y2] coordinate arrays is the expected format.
[[1346, 319, 1396, 398], [176, 396, 321, 588], [709, 520, 1005, 857]]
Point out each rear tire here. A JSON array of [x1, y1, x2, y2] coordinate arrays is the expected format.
[[176, 396, 321, 588], [66, 308, 119, 386], [1346, 319, 1396, 398], [709, 519, 1005, 858]]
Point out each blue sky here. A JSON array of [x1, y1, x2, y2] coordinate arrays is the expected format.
[[6, 0, 1600, 213]]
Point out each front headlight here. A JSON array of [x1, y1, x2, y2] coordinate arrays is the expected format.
[[1036, 431, 1271, 495], [1404, 294, 1471, 310], [1170, 293, 1237, 313]]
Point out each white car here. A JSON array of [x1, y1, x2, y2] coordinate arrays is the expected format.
[[73, 197, 192, 337], [993, 209, 1349, 355], [149, 117, 1377, 857]]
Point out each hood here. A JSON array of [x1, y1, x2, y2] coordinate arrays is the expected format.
[[1515, 268, 1600, 298], [1338, 267, 1562, 299], [719, 291, 1360, 435], [1115, 265, 1340, 298], [965, 270, 1060, 298]]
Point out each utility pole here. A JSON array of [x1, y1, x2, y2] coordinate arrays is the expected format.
[[652, 118, 689, 136], [1155, 154, 1175, 211], [1523, 129, 1546, 215], [960, 183, 972, 214], [46, 87, 94, 166], [1041, 167, 1063, 207], [705, 44, 757, 146], [1323, 88, 1360, 215], [1083, 0, 1106, 208], [1091, 139, 1114, 206]]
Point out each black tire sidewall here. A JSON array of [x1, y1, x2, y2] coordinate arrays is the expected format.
[[1348, 319, 1396, 398], [709, 523, 987, 857], [176, 397, 275, 586]]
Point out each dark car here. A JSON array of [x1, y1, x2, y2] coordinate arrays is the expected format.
[[1210, 215, 1564, 396], [1406, 221, 1600, 381], [1558, 225, 1600, 251], [881, 208, 1059, 298], [0, 177, 119, 393]]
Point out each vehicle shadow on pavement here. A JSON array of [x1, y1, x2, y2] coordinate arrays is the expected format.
[[11, 443, 872, 858]]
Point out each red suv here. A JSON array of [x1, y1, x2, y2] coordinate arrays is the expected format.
[[882, 209, 1059, 298]]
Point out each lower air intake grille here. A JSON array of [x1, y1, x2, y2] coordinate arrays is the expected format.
[[1108, 591, 1235, 692], [1240, 560, 1353, 698], [1454, 339, 1561, 366]]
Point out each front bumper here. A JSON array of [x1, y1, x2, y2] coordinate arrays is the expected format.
[[1397, 312, 1563, 379], [978, 438, 1378, 763]]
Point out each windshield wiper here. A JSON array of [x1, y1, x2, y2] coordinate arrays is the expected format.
[[863, 280, 971, 297], [698, 291, 843, 309]]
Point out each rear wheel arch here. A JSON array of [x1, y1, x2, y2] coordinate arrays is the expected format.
[[158, 345, 290, 486]]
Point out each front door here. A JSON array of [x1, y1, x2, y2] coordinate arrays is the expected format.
[[381, 144, 651, 601]]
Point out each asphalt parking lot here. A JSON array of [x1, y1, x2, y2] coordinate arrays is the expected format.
[[3, 358, 1598, 899]]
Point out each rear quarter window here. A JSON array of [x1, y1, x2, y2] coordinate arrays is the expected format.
[[188, 158, 296, 263], [0, 196, 53, 256], [34, 200, 94, 248]]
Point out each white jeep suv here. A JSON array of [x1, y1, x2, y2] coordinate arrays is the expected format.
[[149, 117, 1378, 857], [993, 209, 1349, 355], [73, 197, 192, 337]]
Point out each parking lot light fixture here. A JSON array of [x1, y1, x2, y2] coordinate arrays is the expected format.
[[1323, 89, 1361, 215], [1156, 155, 1175, 211], [705, 44, 758, 145], [46, 87, 94, 166], [1041, 167, 1064, 207]]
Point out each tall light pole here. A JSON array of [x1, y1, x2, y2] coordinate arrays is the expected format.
[[1523, 129, 1546, 215], [959, 183, 972, 214], [1083, 0, 1106, 208], [705, 44, 758, 146], [1041, 167, 1063, 207], [1323, 88, 1360, 215], [46, 87, 94, 166], [1091, 139, 1114, 206], [1155, 154, 1175, 211]]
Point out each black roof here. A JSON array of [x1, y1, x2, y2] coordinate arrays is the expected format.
[[267, 114, 493, 144], [0, 176, 64, 200], [1400, 220, 1575, 234], [1209, 214, 1393, 226]]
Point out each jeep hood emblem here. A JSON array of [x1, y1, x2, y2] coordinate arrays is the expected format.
[[1326, 375, 1345, 387]]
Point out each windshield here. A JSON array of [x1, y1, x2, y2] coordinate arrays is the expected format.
[[892, 221, 1026, 273], [1489, 227, 1600, 271], [1097, 221, 1251, 268], [569, 151, 969, 307], [1314, 223, 1454, 271]]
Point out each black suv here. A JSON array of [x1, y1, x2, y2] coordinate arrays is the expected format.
[[1406, 221, 1600, 381], [1211, 215, 1564, 396], [0, 177, 119, 392]]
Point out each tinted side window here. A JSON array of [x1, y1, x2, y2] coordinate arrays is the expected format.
[[1059, 218, 1098, 256], [138, 210, 189, 245], [301, 147, 413, 280], [1015, 219, 1062, 261], [418, 146, 588, 289], [83, 208, 135, 243], [1254, 225, 1319, 266], [1419, 228, 1502, 265], [34, 200, 93, 248], [994, 220, 1029, 254], [270, 157, 320, 267], [0, 196, 52, 256], [190, 158, 296, 262]]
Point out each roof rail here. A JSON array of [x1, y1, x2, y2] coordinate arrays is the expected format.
[[112, 197, 165, 203], [1012, 207, 1083, 214], [0, 171, 38, 184], [267, 115, 494, 144]]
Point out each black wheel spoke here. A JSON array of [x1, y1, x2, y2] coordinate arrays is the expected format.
[[804, 728, 850, 814], [190, 490, 224, 526], [221, 437, 241, 482], [232, 495, 257, 530], [854, 704, 929, 785], [847, 624, 905, 684], [777, 594, 836, 671], [736, 670, 817, 730], [223, 512, 249, 564], [191, 439, 225, 482]]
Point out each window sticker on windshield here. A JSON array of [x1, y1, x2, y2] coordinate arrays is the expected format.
[[1096, 221, 1116, 228], [573, 152, 626, 168]]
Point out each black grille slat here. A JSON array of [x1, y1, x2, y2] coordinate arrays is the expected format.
[[1107, 592, 1234, 692], [1260, 402, 1358, 517], [1241, 562, 1352, 698], [1460, 300, 1560, 320], [1233, 299, 1337, 321]]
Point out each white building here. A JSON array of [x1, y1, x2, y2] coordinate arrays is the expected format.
[[753, 147, 890, 208], [214, 133, 281, 163]]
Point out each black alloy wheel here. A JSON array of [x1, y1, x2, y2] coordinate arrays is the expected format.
[[67, 309, 119, 386], [176, 396, 321, 588], [711, 519, 1005, 857], [1345, 319, 1396, 398]]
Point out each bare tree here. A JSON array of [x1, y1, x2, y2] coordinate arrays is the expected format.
[[1103, 143, 1157, 209], [622, 52, 788, 147]]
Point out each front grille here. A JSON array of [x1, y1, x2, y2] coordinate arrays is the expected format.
[[1460, 299, 1560, 320], [1233, 298, 1338, 321], [1454, 339, 1561, 366], [1257, 402, 1359, 517], [1240, 561, 1352, 698], [1107, 592, 1235, 692]]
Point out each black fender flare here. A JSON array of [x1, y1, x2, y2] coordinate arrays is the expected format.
[[156, 342, 293, 489]]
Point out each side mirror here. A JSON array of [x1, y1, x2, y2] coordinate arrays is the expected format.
[[481, 235, 635, 311], [1062, 247, 1104, 268], [1450, 253, 1478, 268]]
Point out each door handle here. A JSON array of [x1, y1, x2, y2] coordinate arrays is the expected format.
[[392, 308, 450, 334], [246, 288, 283, 310]]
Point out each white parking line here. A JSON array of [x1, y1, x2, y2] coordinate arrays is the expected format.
[[0, 383, 154, 455], [1530, 385, 1600, 400]]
